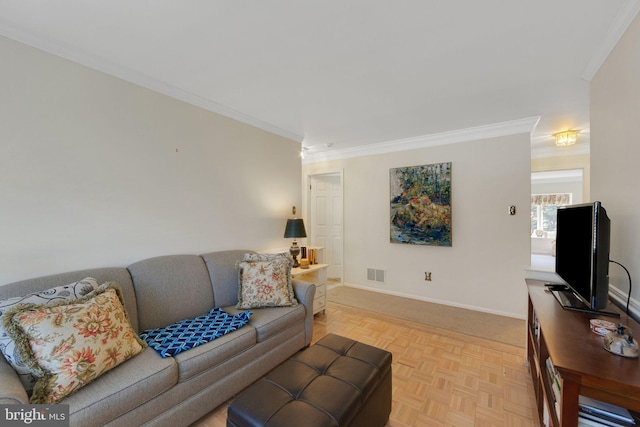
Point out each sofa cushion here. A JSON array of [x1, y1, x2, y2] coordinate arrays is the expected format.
[[0, 277, 100, 394], [65, 347, 177, 425], [173, 324, 256, 382], [128, 255, 215, 331], [224, 305, 305, 343], [201, 250, 253, 307], [140, 307, 252, 358], [236, 258, 298, 309], [2, 283, 146, 404]]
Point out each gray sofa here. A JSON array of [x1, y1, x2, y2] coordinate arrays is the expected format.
[[0, 250, 316, 427]]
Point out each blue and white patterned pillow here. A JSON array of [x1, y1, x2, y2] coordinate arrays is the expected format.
[[139, 307, 252, 358], [0, 277, 100, 393]]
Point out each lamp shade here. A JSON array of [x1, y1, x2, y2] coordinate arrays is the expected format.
[[284, 219, 307, 238]]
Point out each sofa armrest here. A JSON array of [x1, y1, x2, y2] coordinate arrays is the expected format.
[[0, 356, 29, 404], [292, 279, 316, 346]]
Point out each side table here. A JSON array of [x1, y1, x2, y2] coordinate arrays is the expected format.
[[291, 264, 328, 315]]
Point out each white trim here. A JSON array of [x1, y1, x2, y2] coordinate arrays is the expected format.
[[0, 22, 304, 143], [531, 169, 583, 184], [303, 116, 540, 164], [609, 285, 639, 319], [342, 283, 526, 320], [582, 0, 640, 81]]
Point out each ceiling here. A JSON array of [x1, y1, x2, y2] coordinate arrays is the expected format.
[[1, 1, 639, 161]]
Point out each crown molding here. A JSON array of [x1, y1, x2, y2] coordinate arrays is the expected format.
[[0, 22, 304, 143], [531, 169, 583, 183], [582, 0, 640, 81], [303, 116, 541, 164]]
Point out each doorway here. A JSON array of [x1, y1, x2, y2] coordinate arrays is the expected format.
[[530, 168, 584, 269], [307, 171, 344, 283]]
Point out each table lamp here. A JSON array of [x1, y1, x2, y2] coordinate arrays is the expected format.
[[284, 218, 307, 267]]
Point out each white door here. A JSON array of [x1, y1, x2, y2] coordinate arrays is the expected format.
[[310, 173, 343, 281]]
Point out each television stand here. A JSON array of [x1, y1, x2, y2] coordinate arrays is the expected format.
[[551, 289, 620, 318], [527, 279, 640, 426]]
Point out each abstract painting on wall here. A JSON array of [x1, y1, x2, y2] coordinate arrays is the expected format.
[[390, 162, 452, 246]]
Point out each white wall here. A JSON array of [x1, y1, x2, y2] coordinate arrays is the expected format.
[[591, 13, 640, 305], [0, 36, 302, 285], [304, 133, 531, 318]]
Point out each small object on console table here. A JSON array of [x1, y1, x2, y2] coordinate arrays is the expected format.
[[604, 324, 639, 358]]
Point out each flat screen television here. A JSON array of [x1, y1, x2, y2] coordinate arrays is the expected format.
[[552, 201, 617, 316]]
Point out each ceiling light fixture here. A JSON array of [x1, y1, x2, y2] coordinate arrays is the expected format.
[[554, 130, 578, 147]]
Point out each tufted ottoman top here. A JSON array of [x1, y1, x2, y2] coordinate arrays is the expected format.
[[227, 333, 392, 427]]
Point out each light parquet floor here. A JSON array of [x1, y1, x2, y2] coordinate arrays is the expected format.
[[192, 301, 540, 427]]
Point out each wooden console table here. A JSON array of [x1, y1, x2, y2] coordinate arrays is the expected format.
[[526, 279, 640, 426]]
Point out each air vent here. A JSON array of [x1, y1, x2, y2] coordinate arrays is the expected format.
[[367, 268, 376, 281], [367, 268, 385, 283]]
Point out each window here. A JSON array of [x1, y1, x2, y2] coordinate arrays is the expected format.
[[531, 193, 572, 237]]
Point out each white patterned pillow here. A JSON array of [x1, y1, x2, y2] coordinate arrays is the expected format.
[[2, 282, 146, 404], [236, 257, 297, 309], [0, 277, 99, 393]]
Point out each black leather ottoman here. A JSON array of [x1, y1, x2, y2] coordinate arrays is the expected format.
[[227, 334, 392, 427]]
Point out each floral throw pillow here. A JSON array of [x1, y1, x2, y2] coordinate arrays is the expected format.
[[236, 257, 298, 309], [242, 252, 292, 262], [1, 282, 146, 404], [0, 277, 100, 393]]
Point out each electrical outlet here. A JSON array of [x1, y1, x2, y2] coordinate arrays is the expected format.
[[424, 272, 432, 281], [509, 205, 516, 215]]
